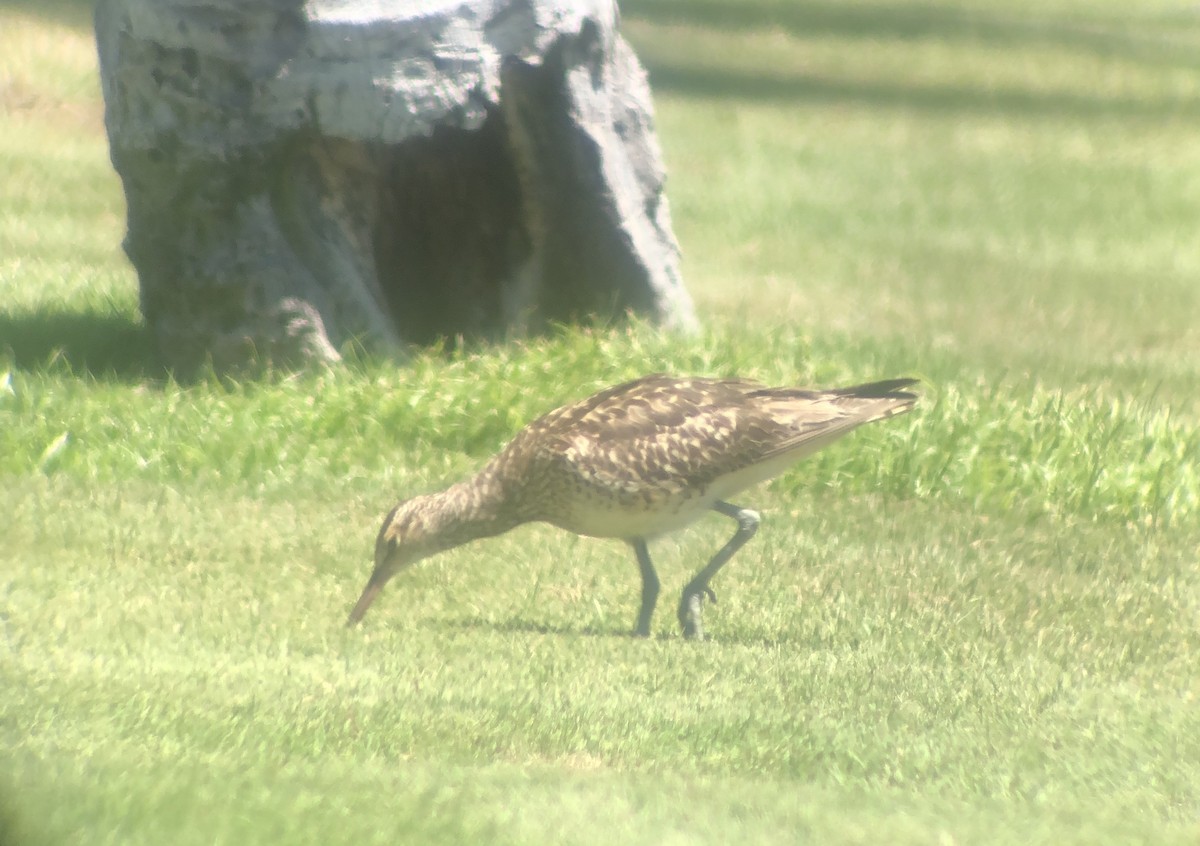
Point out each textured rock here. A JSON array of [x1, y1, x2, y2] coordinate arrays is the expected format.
[[95, 0, 695, 372]]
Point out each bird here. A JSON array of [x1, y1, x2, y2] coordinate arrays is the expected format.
[[347, 374, 918, 639]]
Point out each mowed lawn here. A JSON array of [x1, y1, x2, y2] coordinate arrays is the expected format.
[[3, 1, 1200, 844]]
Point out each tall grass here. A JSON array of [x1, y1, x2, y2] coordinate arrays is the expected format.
[[4, 325, 1198, 528]]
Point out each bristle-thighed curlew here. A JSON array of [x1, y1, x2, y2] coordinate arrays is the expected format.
[[347, 375, 918, 639]]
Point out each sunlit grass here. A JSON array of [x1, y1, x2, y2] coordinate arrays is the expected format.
[[0, 8, 99, 110], [626, 1, 1200, 410]]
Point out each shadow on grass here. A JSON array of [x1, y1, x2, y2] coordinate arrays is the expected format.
[[0, 310, 168, 381], [625, 0, 1200, 66], [625, 0, 1200, 117], [641, 63, 1200, 121]]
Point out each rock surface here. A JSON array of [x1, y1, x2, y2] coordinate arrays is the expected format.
[[95, 0, 696, 371]]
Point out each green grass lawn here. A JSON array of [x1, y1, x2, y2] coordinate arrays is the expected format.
[[3, 1, 1200, 843]]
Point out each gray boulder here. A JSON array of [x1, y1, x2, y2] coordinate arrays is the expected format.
[[95, 0, 695, 372]]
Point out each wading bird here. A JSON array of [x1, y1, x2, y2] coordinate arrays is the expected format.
[[347, 374, 917, 639]]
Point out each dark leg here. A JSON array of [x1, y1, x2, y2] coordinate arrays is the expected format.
[[631, 539, 660, 638], [678, 500, 760, 641]]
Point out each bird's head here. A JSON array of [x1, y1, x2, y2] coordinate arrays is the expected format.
[[346, 498, 440, 626]]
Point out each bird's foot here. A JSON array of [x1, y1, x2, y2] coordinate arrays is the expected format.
[[678, 584, 717, 641]]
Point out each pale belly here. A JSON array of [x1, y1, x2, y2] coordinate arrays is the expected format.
[[542, 450, 801, 540], [547, 489, 720, 542], [545, 491, 718, 540]]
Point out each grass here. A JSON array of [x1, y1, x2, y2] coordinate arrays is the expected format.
[[3, 0, 1200, 843]]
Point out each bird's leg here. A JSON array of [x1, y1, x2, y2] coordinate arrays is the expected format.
[[679, 500, 760, 641], [631, 539, 660, 638]]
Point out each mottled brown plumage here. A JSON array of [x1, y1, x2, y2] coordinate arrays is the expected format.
[[349, 374, 917, 638]]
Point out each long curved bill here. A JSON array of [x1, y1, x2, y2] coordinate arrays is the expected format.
[[346, 579, 384, 627]]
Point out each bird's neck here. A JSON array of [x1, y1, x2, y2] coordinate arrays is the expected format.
[[418, 465, 521, 553]]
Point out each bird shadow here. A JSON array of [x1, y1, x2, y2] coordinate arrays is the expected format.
[[438, 614, 805, 648], [438, 616, 642, 641]]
